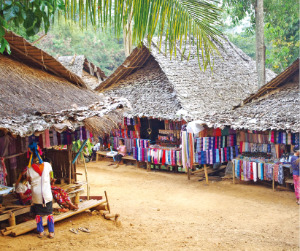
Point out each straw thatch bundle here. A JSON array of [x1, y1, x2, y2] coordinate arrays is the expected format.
[[0, 42, 128, 137], [4, 30, 86, 88], [96, 36, 276, 123], [207, 59, 299, 132], [84, 111, 123, 137], [58, 55, 107, 90]]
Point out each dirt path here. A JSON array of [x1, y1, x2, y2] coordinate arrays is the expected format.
[[1, 161, 299, 250]]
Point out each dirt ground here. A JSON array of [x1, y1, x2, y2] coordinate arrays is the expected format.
[[0, 160, 299, 251]]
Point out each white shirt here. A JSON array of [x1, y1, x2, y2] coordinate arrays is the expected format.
[[16, 182, 31, 194], [27, 162, 53, 204], [93, 143, 101, 151]]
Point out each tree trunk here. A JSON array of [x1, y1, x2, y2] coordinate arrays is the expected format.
[[255, 0, 265, 88], [123, 7, 133, 57]]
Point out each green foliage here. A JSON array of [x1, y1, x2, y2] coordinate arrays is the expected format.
[[0, 0, 64, 36], [34, 20, 126, 75], [0, 0, 224, 70], [227, 32, 256, 59], [222, 0, 299, 73]]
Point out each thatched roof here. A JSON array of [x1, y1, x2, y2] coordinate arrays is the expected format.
[[0, 31, 128, 137], [98, 51, 182, 120], [4, 30, 87, 88], [96, 37, 276, 122], [58, 55, 107, 90], [210, 59, 299, 132]]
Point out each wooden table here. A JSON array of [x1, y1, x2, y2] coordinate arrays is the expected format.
[[96, 151, 140, 167]]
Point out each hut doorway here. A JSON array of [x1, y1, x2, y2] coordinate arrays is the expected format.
[[140, 118, 165, 144]]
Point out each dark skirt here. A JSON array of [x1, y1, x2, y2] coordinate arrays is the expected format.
[[32, 201, 53, 216], [114, 154, 123, 162]]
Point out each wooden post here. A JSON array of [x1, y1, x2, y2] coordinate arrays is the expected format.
[[82, 156, 90, 200], [8, 212, 16, 227], [136, 161, 140, 168], [187, 168, 191, 180], [147, 162, 151, 172], [96, 152, 99, 162], [272, 167, 275, 191], [67, 144, 72, 184], [232, 160, 235, 185], [204, 165, 209, 185], [74, 192, 80, 205], [104, 191, 110, 214]]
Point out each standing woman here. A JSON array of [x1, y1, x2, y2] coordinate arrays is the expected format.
[[27, 142, 55, 238], [291, 145, 300, 205], [114, 139, 127, 168]]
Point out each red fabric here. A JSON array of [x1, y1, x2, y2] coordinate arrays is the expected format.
[[240, 141, 243, 153], [38, 134, 43, 149], [0, 157, 7, 185], [31, 163, 44, 176], [271, 131, 275, 143], [162, 150, 166, 165], [57, 132, 61, 145], [293, 175, 300, 200], [36, 215, 42, 223], [250, 162, 253, 180], [215, 128, 222, 137]]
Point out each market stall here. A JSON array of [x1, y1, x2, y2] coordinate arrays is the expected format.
[[105, 117, 186, 172], [0, 30, 126, 236]]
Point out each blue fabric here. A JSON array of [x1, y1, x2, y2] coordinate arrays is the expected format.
[[278, 165, 284, 184], [291, 156, 299, 176], [36, 216, 44, 233], [28, 142, 43, 165], [47, 215, 54, 233], [215, 149, 219, 163]]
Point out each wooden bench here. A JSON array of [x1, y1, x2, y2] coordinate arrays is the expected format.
[[96, 151, 140, 167]]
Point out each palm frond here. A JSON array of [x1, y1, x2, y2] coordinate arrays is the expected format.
[[64, 0, 223, 68]]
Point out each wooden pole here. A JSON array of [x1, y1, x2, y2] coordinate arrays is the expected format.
[[147, 162, 151, 172], [204, 165, 209, 185], [187, 168, 191, 180], [232, 160, 235, 185], [8, 212, 16, 227], [82, 156, 90, 200], [272, 167, 275, 191], [104, 191, 111, 214], [68, 144, 72, 184], [74, 192, 80, 205], [72, 139, 88, 164]]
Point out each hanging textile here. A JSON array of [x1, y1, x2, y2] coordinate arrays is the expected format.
[[0, 157, 7, 185]]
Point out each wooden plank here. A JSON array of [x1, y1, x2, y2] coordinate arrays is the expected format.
[[7, 200, 106, 236], [0, 206, 31, 222]]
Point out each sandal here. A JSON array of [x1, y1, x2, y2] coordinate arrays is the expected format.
[[49, 232, 55, 239], [37, 232, 45, 238], [78, 227, 90, 233], [69, 228, 78, 234]]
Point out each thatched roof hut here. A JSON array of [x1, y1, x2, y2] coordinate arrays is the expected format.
[[0, 31, 127, 137], [213, 59, 299, 132], [96, 37, 276, 122], [58, 55, 107, 90]]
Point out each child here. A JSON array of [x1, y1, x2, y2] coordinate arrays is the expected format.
[[114, 139, 127, 168], [291, 145, 300, 205], [15, 167, 32, 205]]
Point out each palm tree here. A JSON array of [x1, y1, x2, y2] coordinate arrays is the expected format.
[[0, 0, 223, 68]]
